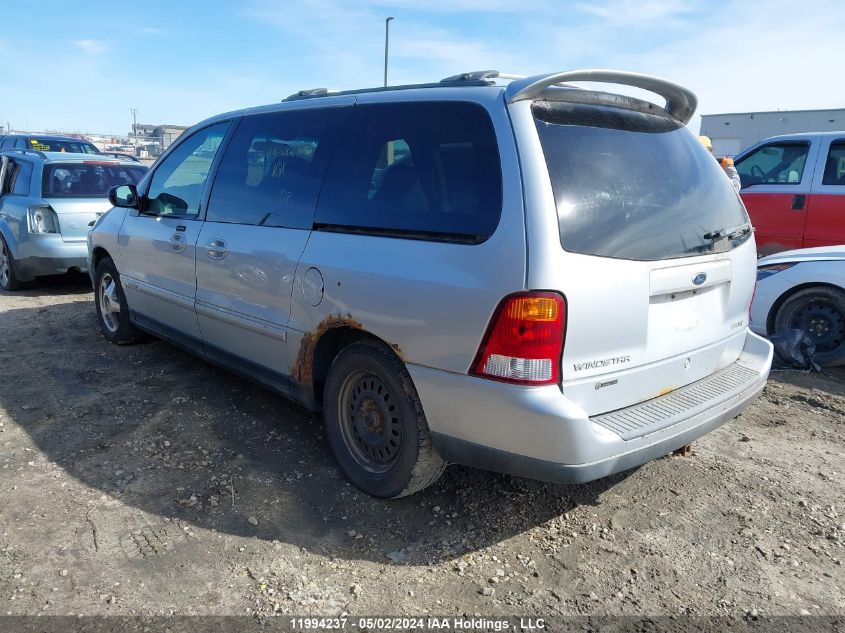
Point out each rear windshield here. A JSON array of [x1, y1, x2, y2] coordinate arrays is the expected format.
[[29, 138, 100, 154], [534, 102, 750, 260], [42, 163, 147, 198]]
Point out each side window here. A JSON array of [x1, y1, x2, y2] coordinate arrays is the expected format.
[[206, 108, 346, 228], [1, 160, 20, 195], [822, 141, 845, 186], [145, 122, 230, 216], [10, 160, 33, 195], [14, 138, 27, 149], [0, 138, 11, 149], [315, 102, 502, 242], [736, 142, 810, 188]]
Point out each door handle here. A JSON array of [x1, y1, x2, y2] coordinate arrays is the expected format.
[[168, 232, 187, 253], [206, 238, 227, 260], [175, 224, 187, 232], [792, 194, 805, 210]]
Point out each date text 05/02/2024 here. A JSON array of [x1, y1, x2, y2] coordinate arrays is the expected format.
[[289, 617, 547, 630]]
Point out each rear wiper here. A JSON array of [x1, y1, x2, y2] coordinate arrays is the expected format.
[[703, 223, 751, 241]]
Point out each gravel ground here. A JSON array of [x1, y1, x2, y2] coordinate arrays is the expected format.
[[0, 275, 843, 620]]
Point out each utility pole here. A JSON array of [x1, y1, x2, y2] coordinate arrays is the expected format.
[[130, 108, 138, 145], [384, 17, 394, 87]]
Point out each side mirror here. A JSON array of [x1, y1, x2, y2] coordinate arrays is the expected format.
[[108, 184, 139, 209]]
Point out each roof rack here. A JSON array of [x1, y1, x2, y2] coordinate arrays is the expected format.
[[439, 70, 525, 83], [0, 148, 47, 159], [505, 69, 697, 124], [284, 88, 334, 101], [100, 152, 140, 162], [277, 68, 696, 117], [282, 77, 502, 102]]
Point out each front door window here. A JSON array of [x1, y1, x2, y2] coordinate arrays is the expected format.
[[145, 122, 230, 216]]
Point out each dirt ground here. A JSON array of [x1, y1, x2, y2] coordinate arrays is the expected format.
[[1, 275, 843, 621]]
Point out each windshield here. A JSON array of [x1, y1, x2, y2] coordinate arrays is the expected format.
[[534, 101, 750, 260], [29, 138, 100, 154], [42, 162, 147, 198]]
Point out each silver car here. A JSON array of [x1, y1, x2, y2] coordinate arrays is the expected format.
[[0, 149, 146, 290], [88, 69, 773, 498]]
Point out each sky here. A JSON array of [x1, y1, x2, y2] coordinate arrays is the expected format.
[[0, 0, 841, 136]]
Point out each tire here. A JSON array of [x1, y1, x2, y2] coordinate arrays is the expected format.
[[94, 257, 144, 344], [323, 341, 446, 498], [0, 235, 24, 291], [773, 285, 845, 367]]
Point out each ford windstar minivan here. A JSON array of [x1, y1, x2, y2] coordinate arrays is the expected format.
[[88, 69, 773, 497]]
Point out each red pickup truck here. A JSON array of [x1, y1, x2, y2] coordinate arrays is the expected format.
[[735, 132, 845, 255]]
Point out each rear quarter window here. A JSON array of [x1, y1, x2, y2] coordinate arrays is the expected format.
[[534, 101, 750, 260], [10, 161, 33, 195], [315, 101, 502, 243]]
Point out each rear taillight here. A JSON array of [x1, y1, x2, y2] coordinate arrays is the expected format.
[[27, 205, 59, 234], [471, 292, 566, 386]]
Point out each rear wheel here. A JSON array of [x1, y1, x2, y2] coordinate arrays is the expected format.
[[0, 236, 23, 291], [323, 341, 446, 498], [94, 257, 144, 344], [773, 285, 845, 367]]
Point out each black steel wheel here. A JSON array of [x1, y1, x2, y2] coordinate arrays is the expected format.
[[323, 340, 446, 498], [338, 370, 403, 472], [774, 285, 845, 367]]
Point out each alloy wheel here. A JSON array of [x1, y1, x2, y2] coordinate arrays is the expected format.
[[98, 273, 122, 333]]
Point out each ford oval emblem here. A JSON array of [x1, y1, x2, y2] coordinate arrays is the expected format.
[[693, 272, 707, 286]]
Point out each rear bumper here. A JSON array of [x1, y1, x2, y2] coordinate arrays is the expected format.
[[409, 330, 773, 484], [15, 236, 88, 280]]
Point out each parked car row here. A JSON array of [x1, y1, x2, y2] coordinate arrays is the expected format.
[[0, 133, 101, 154], [731, 132, 845, 366], [82, 69, 773, 498]]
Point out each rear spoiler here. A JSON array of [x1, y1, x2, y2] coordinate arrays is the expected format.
[[505, 69, 697, 125]]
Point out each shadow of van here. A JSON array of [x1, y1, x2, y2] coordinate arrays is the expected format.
[[0, 297, 626, 566]]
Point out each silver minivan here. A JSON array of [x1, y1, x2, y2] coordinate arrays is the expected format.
[[88, 70, 773, 498]]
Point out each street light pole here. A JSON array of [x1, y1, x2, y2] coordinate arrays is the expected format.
[[384, 16, 394, 87], [130, 108, 138, 145]]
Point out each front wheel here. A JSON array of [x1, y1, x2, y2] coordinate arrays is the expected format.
[[94, 257, 144, 344], [323, 341, 446, 498], [773, 285, 845, 367]]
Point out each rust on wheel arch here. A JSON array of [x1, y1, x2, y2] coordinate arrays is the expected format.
[[291, 314, 364, 385]]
